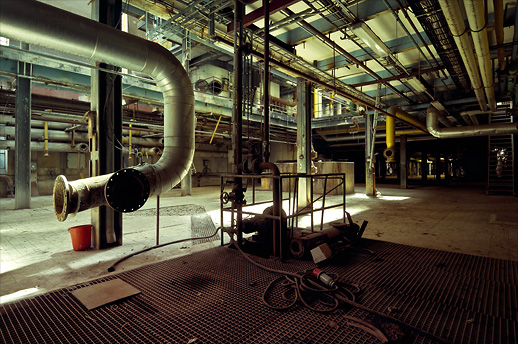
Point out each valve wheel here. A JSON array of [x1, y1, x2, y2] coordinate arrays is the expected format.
[[220, 192, 230, 204]]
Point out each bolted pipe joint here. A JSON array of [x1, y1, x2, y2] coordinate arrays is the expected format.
[[105, 168, 151, 213]]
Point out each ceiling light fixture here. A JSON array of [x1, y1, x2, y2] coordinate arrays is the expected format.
[[350, 22, 392, 57]]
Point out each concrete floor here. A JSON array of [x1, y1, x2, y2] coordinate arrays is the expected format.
[[1, 184, 517, 305]]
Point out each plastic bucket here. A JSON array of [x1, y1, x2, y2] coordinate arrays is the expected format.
[[68, 225, 92, 251]]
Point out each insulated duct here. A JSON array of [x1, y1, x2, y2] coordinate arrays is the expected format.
[[0, 1, 194, 220], [426, 106, 518, 138], [438, 0, 488, 111]]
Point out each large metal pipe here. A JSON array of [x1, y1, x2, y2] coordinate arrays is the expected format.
[[0, 1, 194, 220], [384, 106, 427, 161], [426, 106, 518, 138], [438, 0, 488, 111], [464, 0, 497, 111]]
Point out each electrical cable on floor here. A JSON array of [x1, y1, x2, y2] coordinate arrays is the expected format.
[[228, 234, 452, 344], [107, 227, 220, 272]]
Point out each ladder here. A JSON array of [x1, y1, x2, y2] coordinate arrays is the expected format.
[[487, 113, 514, 195]]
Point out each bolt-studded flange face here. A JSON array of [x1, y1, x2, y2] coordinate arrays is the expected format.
[[105, 168, 150, 213], [53, 175, 70, 221]]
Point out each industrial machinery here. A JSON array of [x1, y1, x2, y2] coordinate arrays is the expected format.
[[219, 166, 368, 261]]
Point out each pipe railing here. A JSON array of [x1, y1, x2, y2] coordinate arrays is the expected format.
[[0, 1, 194, 220]]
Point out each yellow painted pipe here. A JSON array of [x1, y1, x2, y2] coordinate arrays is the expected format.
[[385, 115, 396, 162], [44, 121, 49, 156], [387, 106, 428, 132], [210, 116, 222, 144], [313, 89, 319, 118], [129, 122, 133, 161]]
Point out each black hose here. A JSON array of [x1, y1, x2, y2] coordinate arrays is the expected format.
[[107, 227, 220, 272], [229, 235, 452, 344]]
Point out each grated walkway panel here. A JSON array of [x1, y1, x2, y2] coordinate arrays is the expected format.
[[1, 239, 516, 343]]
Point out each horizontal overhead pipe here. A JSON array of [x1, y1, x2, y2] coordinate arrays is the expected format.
[[387, 106, 428, 132], [245, 49, 425, 132], [464, 0, 497, 111], [438, 0, 488, 111], [0, 141, 89, 153], [0, 126, 162, 147], [0, 1, 194, 220], [426, 106, 518, 138]]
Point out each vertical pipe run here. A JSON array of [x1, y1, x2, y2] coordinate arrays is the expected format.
[[263, 0, 270, 162], [232, 0, 244, 246], [258, 162, 280, 257], [44, 121, 49, 156]]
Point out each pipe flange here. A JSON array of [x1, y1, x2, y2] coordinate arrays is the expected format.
[[383, 147, 396, 162], [105, 168, 151, 213], [53, 175, 70, 222]]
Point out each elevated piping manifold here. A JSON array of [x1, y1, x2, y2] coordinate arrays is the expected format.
[[0, 1, 194, 221]]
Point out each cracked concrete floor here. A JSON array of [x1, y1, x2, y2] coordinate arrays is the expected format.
[[1, 184, 517, 305]]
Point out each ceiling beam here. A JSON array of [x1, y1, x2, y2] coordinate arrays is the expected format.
[[227, 0, 300, 34]]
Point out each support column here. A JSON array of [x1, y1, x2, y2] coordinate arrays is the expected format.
[[421, 151, 427, 184], [400, 135, 407, 189], [365, 83, 381, 196], [15, 43, 31, 209], [435, 153, 441, 183], [180, 33, 192, 196], [90, 0, 123, 249], [297, 79, 312, 208]]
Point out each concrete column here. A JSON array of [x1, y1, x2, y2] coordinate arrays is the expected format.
[[400, 135, 407, 189], [297, 79, 312, 208], [90, 0, 123, 249], [15, 43, 31, 209]]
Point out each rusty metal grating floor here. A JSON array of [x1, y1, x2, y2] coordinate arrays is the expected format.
[[1, 239, 517, 343]]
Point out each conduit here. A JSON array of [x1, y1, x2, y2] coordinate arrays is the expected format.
[[464, 0, 497, 111], [438, 0, 488, 111], [0, 1, 194, 220], [426, 106, 518, 138]]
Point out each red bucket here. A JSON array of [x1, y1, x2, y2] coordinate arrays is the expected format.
[[68, 225, 92, 251]]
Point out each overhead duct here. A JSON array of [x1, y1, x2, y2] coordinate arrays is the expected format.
[[464, 0, 497, 111], [0, 1, 194, 220], [438, 0, 488, 111], [426, 106, 518, 138]]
